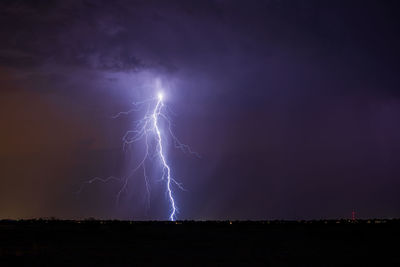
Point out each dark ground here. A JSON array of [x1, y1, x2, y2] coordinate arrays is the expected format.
[[0, 219, 399, 266]]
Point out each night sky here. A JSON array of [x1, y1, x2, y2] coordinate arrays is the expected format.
[[1, 0, 400, 220]]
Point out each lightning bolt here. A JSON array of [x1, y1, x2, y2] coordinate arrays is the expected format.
[[153, 92, 176, 221], [78, 81, 197, 221]]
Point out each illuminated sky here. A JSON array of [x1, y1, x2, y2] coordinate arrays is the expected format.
[[1, 0, 400, 220]]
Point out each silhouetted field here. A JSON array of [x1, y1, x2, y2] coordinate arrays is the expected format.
[[1, 219, 399, 266]]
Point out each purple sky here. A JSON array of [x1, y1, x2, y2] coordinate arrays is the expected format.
[[1, 0, 400, 220]]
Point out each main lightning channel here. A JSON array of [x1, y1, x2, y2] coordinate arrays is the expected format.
[[153, 93, 176, 221]]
